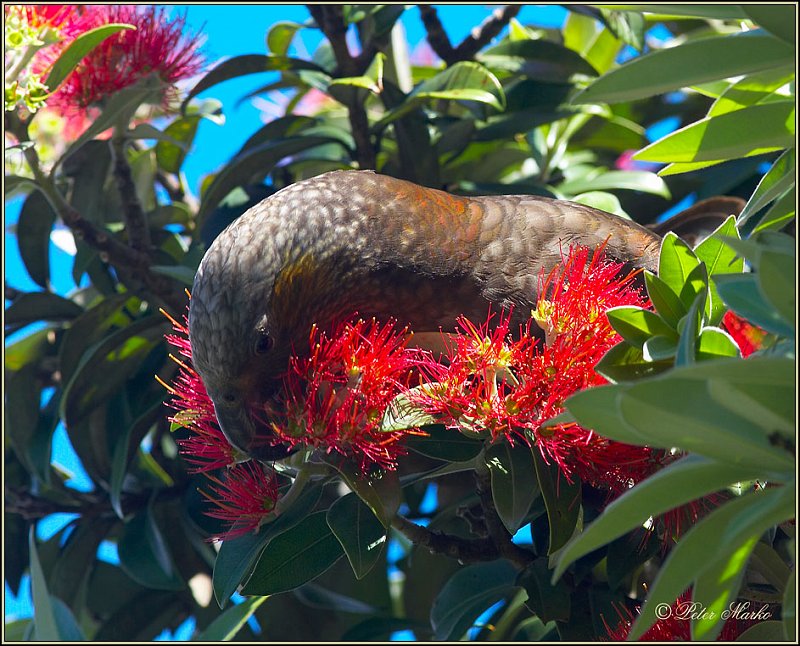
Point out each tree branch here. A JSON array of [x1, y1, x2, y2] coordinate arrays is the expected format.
[[419, 5, 521, 66], [111, 133, 151, 253], [392, 513, 500, 563]]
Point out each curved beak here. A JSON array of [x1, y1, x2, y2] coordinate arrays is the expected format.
[[212, 398, 297, 462]]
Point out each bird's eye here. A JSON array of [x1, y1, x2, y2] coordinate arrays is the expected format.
[[254, 331, 273, 355]]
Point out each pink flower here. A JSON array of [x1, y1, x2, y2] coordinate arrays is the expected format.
[[262, 318, 427, 473], [41, 5, 204, 113]]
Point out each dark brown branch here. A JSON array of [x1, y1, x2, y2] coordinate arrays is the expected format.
[[392, 513, 500, 563], [474, 461, 536, 568], [5, 485, 151, 521], [111, 134, 151, 253], [420, 5, 522, 66], [307, 4, 377, 169]]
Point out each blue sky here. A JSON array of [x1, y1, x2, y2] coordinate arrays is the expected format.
[[5, 5, 568, 635]]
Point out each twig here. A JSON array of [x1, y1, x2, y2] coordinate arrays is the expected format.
[[419, 5, 521, 66], [391, 513, 500, 563], [111, 133, 151, 253]]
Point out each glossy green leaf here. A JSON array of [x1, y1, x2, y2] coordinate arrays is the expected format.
[[552, 455, 760, 580], [328, 458, 400, 528], [237, 114, 317, 155], [644, 271, 687, 328], [266, 21, 303, 55], [118, 509, 184, 591], [757, 249, 795, 327], [675, 278, 706, 364], [558, 169, 670, 198], [4, 326, 53, 372], [598, 8, 645, 52], [430, 559, 519, 641], [213, 482, 323, 606], [485, 443, 541, 534], [4, 174, 37, 199], [60, 315, 167, 426], [605, 528, 660, 591], [630, 485, 794, 639], [155, 115, 200, 174], [241, 511, 344, 595], [17, 190, 56, 290], [691, 534, 759, 640], [594, 341, 671, 382], [197, 136, 342, 227], [183, 54, 327, 109], [708, 66, 795, 117], [4, 365, 45, 479], [693, 215, 743, 325], [634, 101, 795, 163], [562, 384, 651, 445], [196, 596, 268, 641], [518, 559, 571, 623], [533, 450, 581, 554], [574, 32, 794, 104], [714, 273, 794, 338], [738, 620, 789, 642], [601, 5, 748, 18], [5, 291, 82, 330], [570, 191, 625, 216], [642, 334, 679, 361], [150, 264, 196, 286], [405, 425, 484, 462], [753, 186, 796, 233], [697, 327, 740, 360], [743, 5, 797, 44], [480, 39, 598, 82], [606, 305, 677, 348], [44, 24, 134, 91], [380, 389, 438, 432], [326, 493, 386, 579], [293, 583, 378, 614]]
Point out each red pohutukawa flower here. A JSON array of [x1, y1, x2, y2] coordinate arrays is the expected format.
[[41, 5, 204, 113], [413, 243, 659, 492], [722, 310, 766, 357], [202, 461, 280, 539], [260, 318, 427, 473], [603, 591, 762, 641]]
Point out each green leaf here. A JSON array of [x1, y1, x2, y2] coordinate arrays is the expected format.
[[150, 264, 197, 287], [558, 169, 670, 198], [29, 529, 60, 641], [328, 458, 400, 528], [574, 32, 794, 105], [600, 5, 749, 19], [691, 534, 759, 640], [570, 191, 625, 216], [594, 341, 671, 382], [630, 485, 794, 639], [380, 389, 438, 432], [642, 334, 679, 361], [60, 315, 167, 426], [118, 508, 184, 591], [743, 5, 797, 44], [5, 291, 83, 329], [552, 455, 760, 581], [212, 482, 323, 607], [753, 186, 796, 233], [241, 511, 344, 595], [562, 384, 652, 446], [17, 190, 56, 290], [708, 66, 795, 117], [4, 174, 37, 199], [644, 271, 686, 328], [697, 327, 740, 360], [714, 273, 794, 338], [738, 620, 789, 642], [518, 559, 571, 623], [693, 215, 743, 325], [58, 75, 164, 168], [196, 596, 268, 641], [405, 425, 484, 462], [485, 443, 541, 534], [606, 305, 677, 348], [634, 101, 795, 163], [44, 24, 134, 91], [196, 136, 343, 228], [4, 326, 53, 372], [480, 39, 598, 82], [155, 115, 200, 174], [183, 54, 327, 109], [675, 277, 707, 364], [532, 450, 581, 554], [266, 21, 303, 55], [326, 493, 386, 579], [430, 560, 519, 641], [757, 249, 795, 328], [375, 62, 505, 129]]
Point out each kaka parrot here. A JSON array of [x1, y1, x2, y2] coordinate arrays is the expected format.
[[187, 170, 674, 459]]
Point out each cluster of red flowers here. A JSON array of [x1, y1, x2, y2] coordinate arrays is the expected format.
[[258, 319, 426, 472], [163, 243, 765, 541], [412, 244, 660, 493]]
